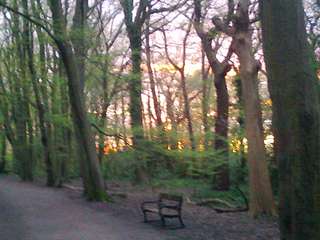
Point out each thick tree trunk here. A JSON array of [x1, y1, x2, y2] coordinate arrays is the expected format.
[[120, 0, 148, 182], [213, 73, 230, 190], [202, 43, 231, 190], [214, 74, 229, 152], [261, 0, 320, 238], [128, 29, 149, 182], [59, 43, 106, 200], [233, 0, 275, 216], [0, 133, 6, 173], [72, 0, 88, 94], [49, 0, 106, 200], [128, 29, 144, 146]]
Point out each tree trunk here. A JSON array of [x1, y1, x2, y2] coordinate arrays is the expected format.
[[121, 91, 128, 144], [233, 0, 275, 216], [11, 1, 33, 181], [49, 0, 106, 200], [235, 75, 246, 171], [0, 133, 6, 173], [58, 62, 73, 186], [23, 0, 55, 186], [120, 0, 148, 182], [98, 57, 110, 164], [165, 90, 179, 149], [128, 28, 144, 146], [145, 16, 162, 129], [202, 41, 231, 190], [72, 0, 88, 94], [181, 70, 196, 150], [213, 72, 230, 190], [261, 0, 320, 238], [0, 56, 17, 174], [201, 50, 210, 149], [129, 29, 149, 182]]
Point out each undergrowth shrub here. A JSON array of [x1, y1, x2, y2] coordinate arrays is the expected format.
[[103, 140, 247, 187]]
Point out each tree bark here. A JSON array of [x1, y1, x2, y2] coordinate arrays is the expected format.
[[261, 0, 320, 238], [231, 0, 276, 216], [0, 132, 6, 173], [212, 72, 230, 190], [120, 0, 146, 146], [72, 0, 88, 94], [49, 0, 106, 200], [120, 0, 148, 182], [127, 26, 144, 145]]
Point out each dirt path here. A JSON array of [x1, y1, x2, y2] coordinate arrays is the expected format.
[[0, 175, 279, 240], [0, 176, 176, 240]]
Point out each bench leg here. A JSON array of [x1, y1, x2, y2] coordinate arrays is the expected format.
[[161, 216, 166, 227], [178, 216, 185, 228], [143, 211, 148, 223]]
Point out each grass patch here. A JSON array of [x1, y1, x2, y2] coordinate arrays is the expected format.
[[149, 176, 248, 208], [150, 177, 208, 190]]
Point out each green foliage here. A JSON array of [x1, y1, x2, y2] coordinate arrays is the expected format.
[[229, 154, 248, 184], [166, 149, 226, 178], [103, 139, 248, 186], [50, 114, 72, 129], [193, 184, 249, 207], [147, 176, 248, 207], [103, 150, 136, 181], [269, 163, 279, 197], [187, 71, 203, 90], [150, 177, 206, 190], [103, 140, 170, 181], [86, 187, 111, 202]]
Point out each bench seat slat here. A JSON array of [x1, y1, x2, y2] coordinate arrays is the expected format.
[[143, 207, 159, 213]]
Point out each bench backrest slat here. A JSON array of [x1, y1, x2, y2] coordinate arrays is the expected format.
[[159, 193, 183, 203]]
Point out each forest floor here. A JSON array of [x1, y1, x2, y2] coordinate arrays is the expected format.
[[0, 175, 279, 240]]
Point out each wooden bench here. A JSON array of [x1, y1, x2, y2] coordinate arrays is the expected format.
[[141, 193, 185, 228]]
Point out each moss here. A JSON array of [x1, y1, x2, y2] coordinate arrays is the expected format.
[[86, 189, 111, 202]]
